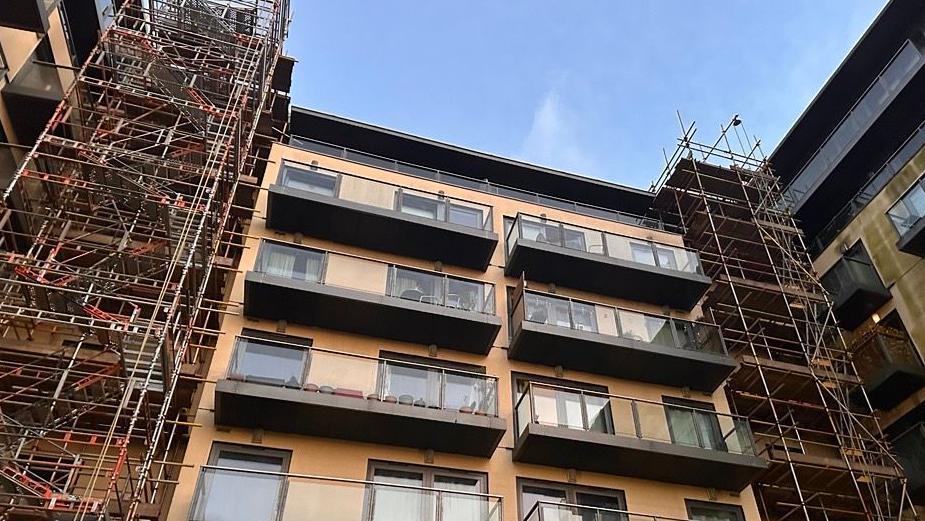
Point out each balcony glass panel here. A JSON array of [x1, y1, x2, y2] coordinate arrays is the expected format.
[[820, 256, 884, 298], [226, 336, 499, 415], [852, 328, 925, 383], [189, 467, 503, 521], [509, 214, 702, 274], [514, 382, 754, 455], [783, 40, 923, 209], [524, 502, 691, 521], [288, 135, 669, 233], [279, 163, 493, 231], [888, 178, 925, 236], [254, 241, 496, 315], [517, 290, 725, 355]]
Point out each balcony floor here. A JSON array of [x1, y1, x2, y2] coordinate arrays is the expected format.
[[216, 379, 506, 457], [513, 423, 766, 491], [505, 239, 710, 310], [244, 272, 501, 354], [509, 320, 735, 392], [267, 185, 498, 270]]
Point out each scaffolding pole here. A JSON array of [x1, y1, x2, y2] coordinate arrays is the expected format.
[[0, 0, 287, 519], [651, 116, 916, 521]]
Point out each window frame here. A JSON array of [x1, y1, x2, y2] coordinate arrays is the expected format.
[[684, 499, 746, 521], [516, 477, 626, 521]]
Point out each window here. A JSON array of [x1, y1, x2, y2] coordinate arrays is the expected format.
[[257, 241, 324, 281], [392, 267, 443, 305], [655, 246, 679, 270], [519, 479, 626, 521], [400, 193, 444, 220], [367, 462, 487, 521], [448, 204, 484, 228], [227, 335, 307, 388], [191, 444, 290, 521], [664, 397, 725, 451], [686, 500, 745, 521], [629, 242, 656, 265], [281, 164, 337, 196], [514, 375, 613, 434]]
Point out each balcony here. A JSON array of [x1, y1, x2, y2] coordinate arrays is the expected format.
[[524, 502, 690, 521], [188, 467, 503, 521], [505, 214, 709, 310], [513, 382, 766, 491], [244, 241, 501, 354], [215, 336, 504, 456], [851, 326, 925, 410], [509, 289, 734, 392], [888, 176, 925, 256], [2, 57, 71, 145], [892, 423, 925, 504], [266, 162, 497, 270], [820, 256, 891, 330], [0, 0, 56, 32]]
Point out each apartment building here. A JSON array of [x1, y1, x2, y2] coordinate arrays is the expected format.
[[0, 0, 112, 187], [161, 107, 769, 521], [771, 0, 925, 507]]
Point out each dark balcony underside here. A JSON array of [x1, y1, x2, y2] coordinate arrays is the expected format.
[[863, 364, 925, 410], [831, 287, 891, 330], [216, 380, 506, 457], [0, 0, 49, 32], [2, 89, 59, 147], [509, 321, 735, 392], [513, 423, 766, 491], [266, 185, 498, 270], [505, 240, 710, 310], [244, 272, 501, 354], [897, 218, 925, 257]]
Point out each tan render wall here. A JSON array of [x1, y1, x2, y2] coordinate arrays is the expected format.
[[165, 143, 762, 521]]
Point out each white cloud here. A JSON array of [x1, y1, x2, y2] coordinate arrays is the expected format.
[[519, 87, 597, 175]]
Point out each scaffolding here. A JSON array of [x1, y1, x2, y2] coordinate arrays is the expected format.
[[651, 117, 916, 521], [0, 0, 288, 519]]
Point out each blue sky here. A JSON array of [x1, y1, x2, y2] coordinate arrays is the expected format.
[[285, 1, 885, 190]]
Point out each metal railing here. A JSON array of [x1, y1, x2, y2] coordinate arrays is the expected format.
[[511, 289, 726, 355], [523, 501, 694, 521], [288, 135, 671, 233], [188, 466, 503, 521], [506, 213, 702, 275], [278, 160, 495, 231], [226, 335, 499, 415], [253, 239, 496, 315], [515, 381, 755, 456]]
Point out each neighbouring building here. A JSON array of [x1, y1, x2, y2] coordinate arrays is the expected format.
[[772, 0, 925, 507], [0, 0, 114, 187]]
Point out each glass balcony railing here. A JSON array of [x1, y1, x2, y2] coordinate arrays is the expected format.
[[253, 240, 496, 315], [288, 135, 670, 233], [515, 382, 755, 456], [511, 290, 725, 354], [783, 40, 923, 210], [524, 501, 690, 521], [279, 162, 494, 231], [887, 175, 925, 237], [506, 213, 702, 275], [226, 335, 499, 415], [188, 466, 503, 521], [809, 119, 925, 256]]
